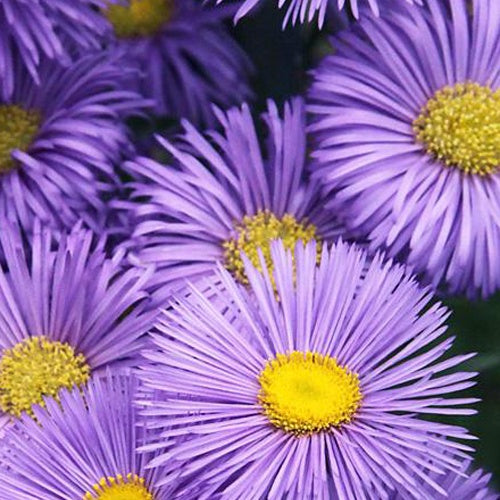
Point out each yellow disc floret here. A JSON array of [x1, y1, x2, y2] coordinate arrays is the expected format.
[[223, 210, 320, 285], [413, 82, 500, 175], [106, 0, 174, 38], [258, 351, 361, 436], [0, 337, 90, 417], [0, 105, 40, 173], [84, 474, 153, 500]]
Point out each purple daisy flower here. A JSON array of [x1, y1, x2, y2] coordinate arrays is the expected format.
[[0, 371, 173, 499], [308, 0, 500, 298], [213, 0, 421, 27], [0, 54, 147, 234], [0, 219, 155, 436], [390, 459, 496, 499], [138, 239, 478, 498], [120, 98, 341, 299], [100, 0, 252, 126], [0, 0, 109, 98]]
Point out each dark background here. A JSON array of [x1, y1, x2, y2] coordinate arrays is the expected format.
[[231, 3, 500, 487]]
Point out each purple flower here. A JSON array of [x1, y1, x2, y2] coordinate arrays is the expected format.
[[390, 459, 496, 499], [0, 0, 109, 98], [0, 371, 173, 499], [213, 0, 421, 27], [138, 239, 478, 498], [120, 98, 341, 300], [0, 55, 147, 234], [308, 0, 500, 298], [101, 0, 252, 126], [0, 219, 155, 435]]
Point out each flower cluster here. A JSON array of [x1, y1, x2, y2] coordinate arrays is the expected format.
[[0, 0, 497, 499]]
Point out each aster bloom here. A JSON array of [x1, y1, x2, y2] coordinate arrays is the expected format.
[[0, 371, 173, 499], [121, 98, 341, 298], [213, 0, 421, 27], [0, 55, 147, 234], [308, 0, 500, 298], [390, 459, 496, 499], [139, 240, 478, 499], [0, 0, 110, 98], [0, 220, 155, 436], [100, 0, 252, 125]]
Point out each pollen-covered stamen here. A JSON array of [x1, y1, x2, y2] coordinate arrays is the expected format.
[[0, 105, 40, 173], [0, 337, 90, 417], [258, 351, 361, 436], [84, 473, 153, 500], [106, 0, 174, 38], [223, 210, 320, 285], [414, 82, 500, 175]]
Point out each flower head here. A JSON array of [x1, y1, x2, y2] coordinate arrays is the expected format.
[[0, 0, 109, 98], [0, 220, 155, 434], [102, 0, 252, 125], [121, 98, 341, 299], [0, 55, 147, 234], [308, 0, 500, 298], [138, 240, 478, 498], [0, 371, 172, 499]]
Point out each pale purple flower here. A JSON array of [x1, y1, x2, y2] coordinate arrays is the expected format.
[[0, 55, 147, 234], [120, 98, 341, 300], [0, 371, 173, 499], [0, 219, 155, 435], [138, 239, 478, 499], [308, 0, 500, 298]]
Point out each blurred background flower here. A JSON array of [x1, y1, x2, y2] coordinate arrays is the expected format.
[[101, 0, 253, 126], [0, 0, 109, 98]]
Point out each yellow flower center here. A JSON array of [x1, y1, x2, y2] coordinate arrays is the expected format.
[[84, 474, 153, 500], [258, 351, 361, 436], [0, 337, 90, 417], [0, 105, 40, 173], [223, 210, 320, 285], [106, 0, 174, 38], [413, 82, 500, 175]]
